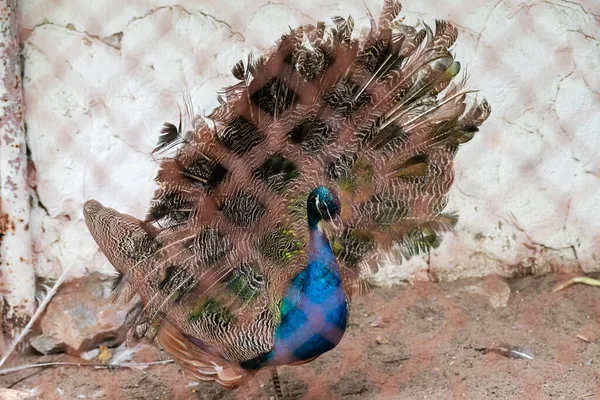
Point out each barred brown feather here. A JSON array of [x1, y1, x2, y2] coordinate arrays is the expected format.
[[83, 0, 490, 389]]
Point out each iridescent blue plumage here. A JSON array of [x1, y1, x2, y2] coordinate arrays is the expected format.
[[242, 186, 348, 369], [83, 0, 491, 393]]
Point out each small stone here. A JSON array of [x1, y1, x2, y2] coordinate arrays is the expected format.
[[462, 275, 511, 308], [31, 273, 129, 355], [375, 335, 389, 345], [98, 344, 113, 364], [0, 389, 38, 400], [369, 316, 388, 328], [80, 348, 100, 360], [30, 334, 62, 355]]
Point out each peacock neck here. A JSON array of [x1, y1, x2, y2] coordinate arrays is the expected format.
[[306, 218, 339, 277], [244, 211, 348, 369], [307, 207, 320, 231]]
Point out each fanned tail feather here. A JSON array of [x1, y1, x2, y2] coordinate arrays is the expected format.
[[83, 0, 490, 384], [158, 321, 256, 388]]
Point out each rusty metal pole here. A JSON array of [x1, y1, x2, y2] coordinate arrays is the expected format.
[[0, 0, 35, 340]]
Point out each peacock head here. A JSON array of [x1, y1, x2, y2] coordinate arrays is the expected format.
[[307, 186, 341, 226]]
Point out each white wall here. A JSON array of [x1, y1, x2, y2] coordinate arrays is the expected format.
[[19, 0, 600, 283]]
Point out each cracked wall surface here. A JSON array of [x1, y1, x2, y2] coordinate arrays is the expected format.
[[18, 0, 600, 283]]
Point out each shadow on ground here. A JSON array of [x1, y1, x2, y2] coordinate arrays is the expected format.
[[1, 273, 599, 399]]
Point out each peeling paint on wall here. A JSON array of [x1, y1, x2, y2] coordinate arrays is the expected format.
[[1, 0, 36, 334], [16, 0, 600, 283]]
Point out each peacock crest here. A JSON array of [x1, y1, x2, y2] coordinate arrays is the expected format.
[[84, 0, 490, 390]]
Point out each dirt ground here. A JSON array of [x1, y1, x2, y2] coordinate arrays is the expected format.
[[1, 273, 599, 399]]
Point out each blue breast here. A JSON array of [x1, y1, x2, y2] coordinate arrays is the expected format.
[[259, 224, 348, 367], [238, 216, 348, 371], [272, 264, 347, 363]]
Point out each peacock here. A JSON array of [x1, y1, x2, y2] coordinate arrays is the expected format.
[[83, 0, 490, 397]]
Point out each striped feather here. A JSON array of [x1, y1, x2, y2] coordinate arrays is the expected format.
[[83, 0, 490, 389]]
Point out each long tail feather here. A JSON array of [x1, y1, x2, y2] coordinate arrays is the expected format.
[[83, 0, 490, 381]]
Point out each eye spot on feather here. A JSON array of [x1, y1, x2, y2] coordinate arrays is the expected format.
[[327, 153, 356, 181], [258, 227, 304, 264], [293, 47, 332, 81], [187, 228, 230, 265], [253, 154, 300, 191], [221, 191, 267, 227], [398, 213, 458, 259], [225, 263, 265, 302], [217, 116, 265, 156], [323, 77, 371, 116], [158, 266, 197, 303], [149, 191, 193, 227], [394, 154, 429, 180], [250, 78, 298, 117], [289, 117, 336, 152], [182, 156, 228, 191], [331, 229, 375, 266], [327, 153, 372, 193], [359, 119, 409, 151], [357, 39, 390, 72], [398, 228, 442, 259], [188, 299, 236, 325]]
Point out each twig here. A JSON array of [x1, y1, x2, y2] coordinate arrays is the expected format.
[[476, 343, 534, 360], [8, 369, 46, 388], [0, 260, 75, 369], [577, 334, 592, 343], [552, 276, 600, 293], [0, 360, 174, 375]]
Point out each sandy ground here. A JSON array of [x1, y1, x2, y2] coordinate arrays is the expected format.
[[1, 273, 599, 399]]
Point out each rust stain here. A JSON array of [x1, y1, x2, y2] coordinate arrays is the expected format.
[[19, 27, 33, 42], [2, 303, 32, 338], [0, 212, 15, 235]]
